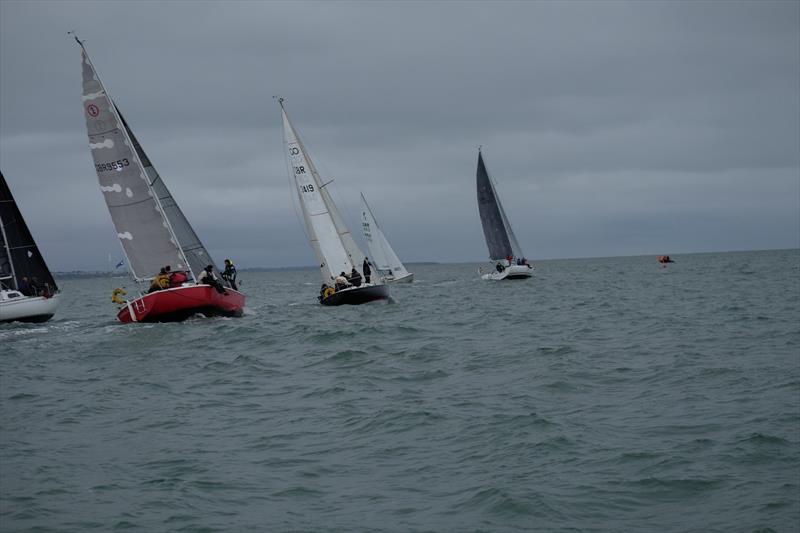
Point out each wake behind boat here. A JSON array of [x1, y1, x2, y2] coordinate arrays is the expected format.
[[476, 149, 533, 281], [0, 171, 60, 323], [76, 36, 244, 322], [279, 98, 389, 306]]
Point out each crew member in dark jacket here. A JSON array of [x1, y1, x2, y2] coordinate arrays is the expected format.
[[362, 258, 371, 284], [222, 258, 238, 290]]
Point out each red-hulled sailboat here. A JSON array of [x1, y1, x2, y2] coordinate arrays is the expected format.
[[75, 35, 244, 322]]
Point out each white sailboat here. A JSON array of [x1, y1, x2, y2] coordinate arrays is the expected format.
[[0, 171, 60, 323], [360, 193, 413, 283], [476, 149, 533, 280], [279, 98, 389, 305]]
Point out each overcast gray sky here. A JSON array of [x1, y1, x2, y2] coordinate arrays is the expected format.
[[1, 0, 798, 271]]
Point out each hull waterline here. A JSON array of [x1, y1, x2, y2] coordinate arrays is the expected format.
[[116, 285, 245, 323], [480, 264, 533, 281], [0, 293, 60, 323], [321, 284, 389, 306], [385, 272, 414, 284]]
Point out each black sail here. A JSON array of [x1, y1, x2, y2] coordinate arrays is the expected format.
[[0, 172, 58, 292], [476, 152, 513, 260]]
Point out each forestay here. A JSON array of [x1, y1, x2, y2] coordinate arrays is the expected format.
[[280, 100, 365, 283], [476, 151, 524, 261], [0, 172, 58, 292], [79, 44, 187, 281], [360, 193, 409, 278]]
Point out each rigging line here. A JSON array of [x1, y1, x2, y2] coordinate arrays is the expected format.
[[275, 95, 310, 243]]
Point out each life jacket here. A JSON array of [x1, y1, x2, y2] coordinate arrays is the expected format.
[[111, 287, 127, 304]]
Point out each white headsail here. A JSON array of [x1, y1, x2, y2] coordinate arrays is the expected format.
[[279, 99, 366, 283], [360, 193, 409, 279]]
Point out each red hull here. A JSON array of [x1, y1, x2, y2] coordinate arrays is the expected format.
[[116, 285, 245, 323]]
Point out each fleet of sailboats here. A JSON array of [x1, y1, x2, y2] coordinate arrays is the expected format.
[[0, 39, 541, 324]]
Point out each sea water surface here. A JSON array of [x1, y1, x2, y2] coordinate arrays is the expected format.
[[1, 249, 798, 532]]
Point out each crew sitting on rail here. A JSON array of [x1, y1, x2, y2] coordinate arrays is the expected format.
[[148, 268, 170, 293], [348, 267, 362, 287], [335, 272, 351, 291], [198, 265, 226, 294], [18, 276, 33, 296], [319, 283, 336, 301]]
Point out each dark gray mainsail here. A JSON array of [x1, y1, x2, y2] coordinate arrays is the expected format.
[[78, 38, 220, 283], [476, 150, 524, 261], [116, 111, 217, 282], [0, 172, 58, 292]]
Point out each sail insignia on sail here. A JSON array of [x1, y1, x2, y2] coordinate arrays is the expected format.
[[79, 42, 188, 282], [76, 36, 244, 322], [279, 99, 389, 305]]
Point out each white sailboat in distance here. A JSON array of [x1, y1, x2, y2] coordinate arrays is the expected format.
[[279, 98, 389, 305], [476, 149, 533, 280], [360, 193, 413, 283]]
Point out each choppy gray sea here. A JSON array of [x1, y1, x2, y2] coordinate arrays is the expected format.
[[1, 249, 799, 532]]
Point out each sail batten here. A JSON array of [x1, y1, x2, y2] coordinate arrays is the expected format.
[[476, 151, 525, 261]]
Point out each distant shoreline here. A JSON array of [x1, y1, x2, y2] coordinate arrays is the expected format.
[[50, 249, 799, 279]]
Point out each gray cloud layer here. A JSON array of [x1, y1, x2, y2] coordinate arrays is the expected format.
[[1, 0, 797, 271]]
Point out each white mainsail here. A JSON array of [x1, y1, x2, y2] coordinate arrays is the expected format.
[[279, 99, 366, 283], [360, 193, 409, 279]]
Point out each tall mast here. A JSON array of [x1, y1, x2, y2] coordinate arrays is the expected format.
[[73, 34, 193, 281]]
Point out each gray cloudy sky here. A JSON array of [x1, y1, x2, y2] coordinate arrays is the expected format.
[[1, 0, 798, 271]]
